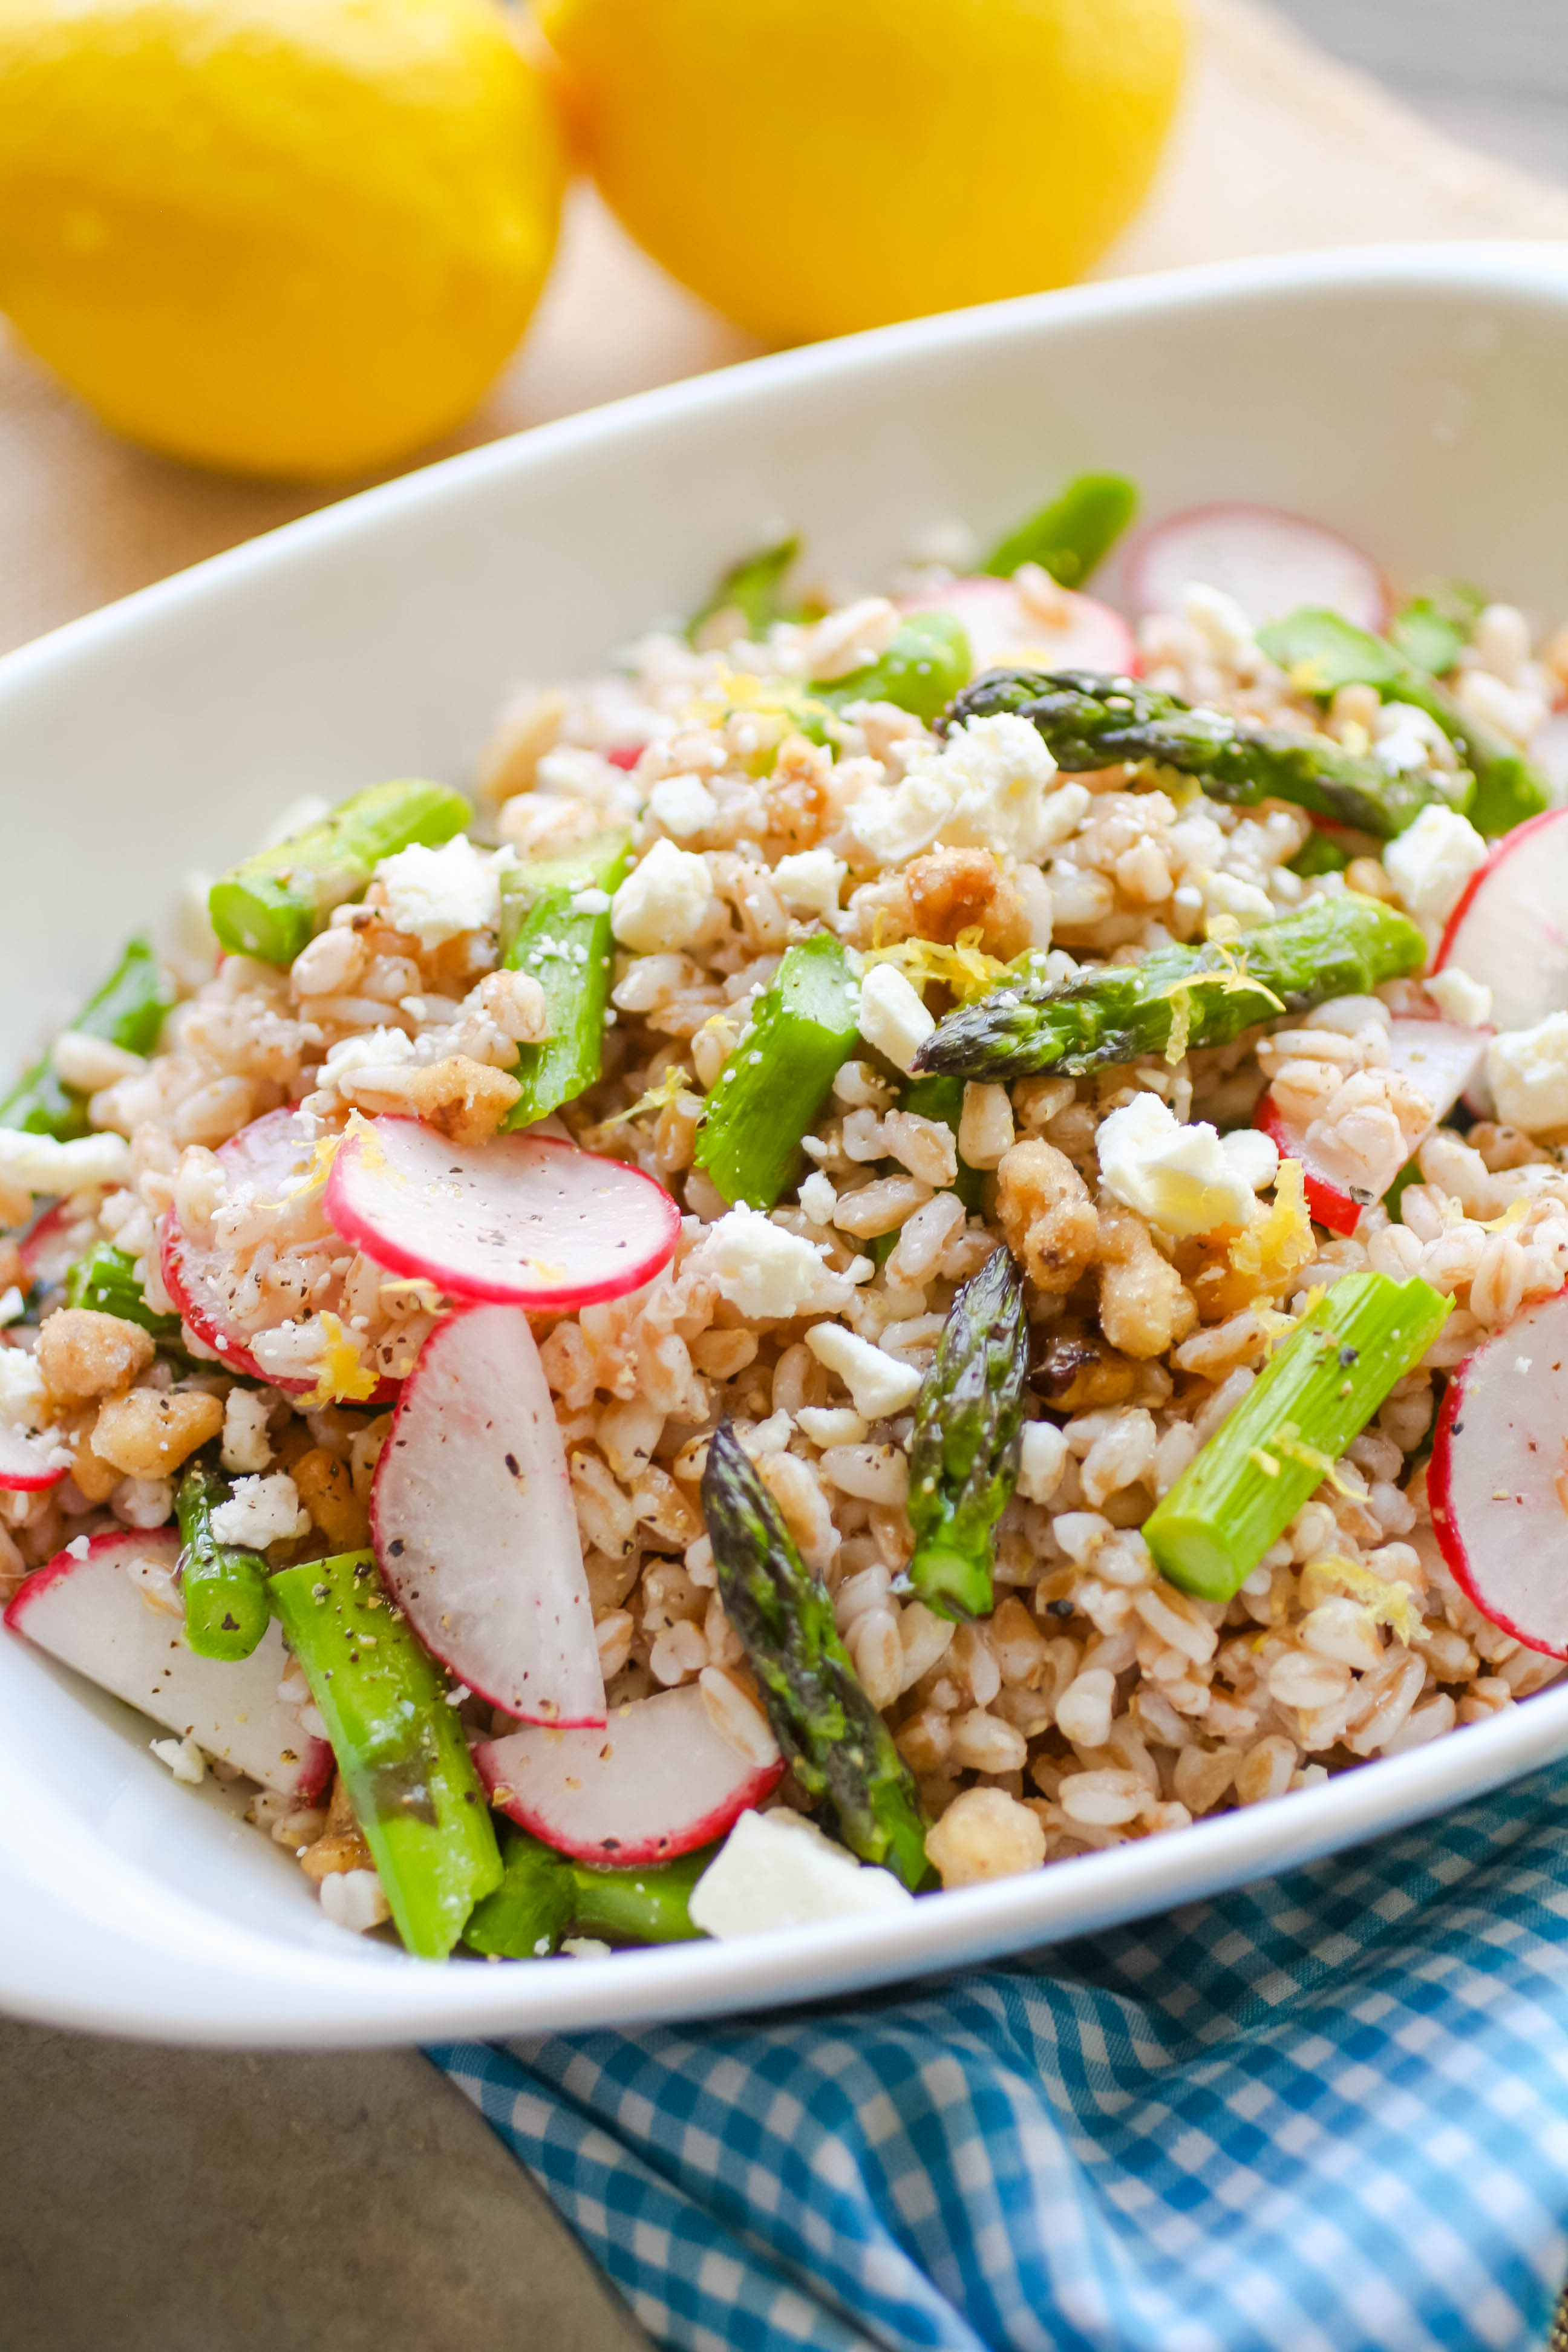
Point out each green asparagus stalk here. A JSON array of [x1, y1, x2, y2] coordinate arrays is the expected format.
[[1389, 583, 1484, 678], [696, 932, 861, 1209], [269, 1549, 501, 1959], [945, 668, 1462, 838], [916, 892, 1425, 1083], [66, 1243, 183, 1339], [208, 779, 471, 966], [815, 612, 972, 724], [688, 536, 803, 644], [1, 936, 174, 1142], [701, 1421, 930, 1890], [1143, 1272, 1451, 1604], [1256, 607, 1548, 838], [898, 1073, 985, 1212], [981, 472, 1138, 588], [499, 827, 633, 1129], [176, 1457, 271, 1663], [907, 1247, 1030, 1621], [465, 1828, 709, 1959]]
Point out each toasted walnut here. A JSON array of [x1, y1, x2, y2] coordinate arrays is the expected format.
[[996, 1139, 1099, 1292], [904, 846, 1030, 959], [298, 1774, 375, 1881], [92, 1388, 224, 1478], [763, 734, 832, 850], [338, 1054, 522, 1145], [925, 1786, 1047, 1888], [36, 1308, 156, 1406], [292, 1447, 371, 1550], [1096, 1201, 1198, 1361], [70, 1419, 124, 1503], [1030, 1325, 1137, 1410]]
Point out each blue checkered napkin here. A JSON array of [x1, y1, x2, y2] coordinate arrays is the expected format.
[[431, 1765, 1568, 2352]]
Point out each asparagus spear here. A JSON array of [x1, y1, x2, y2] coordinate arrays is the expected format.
[[1390, 583, 1483, 678], [208, 779, 471, 966], [270, 1548, 501, 1959], [981, 472, 1138, 588], [67, 1242, 183, 1339], [1143, 1272, 1451, 1603], [815, 612, 972, 724], [916, 892, 1425, 1083], [176, 1457, 271, 1663], [907, 1247, 1030, 1620], [465, 1828, 709, 1959], [695, 932, 861, 1209], [701, 1422, 930, 1890], [945, 668, 1461, 838], [1, 936, 174, 1141], [1256, 607, 1547, 838], [688, 536, 803, 644], [499, 827, 633, 1129]]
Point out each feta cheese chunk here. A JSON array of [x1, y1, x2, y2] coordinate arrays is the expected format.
[[848, 714, 1074, 869], [1426, 966, 1494, 1028], [805, 1322, 922, 1419], [694, 1205, 858, 1321], [1383, 806, 1488, 923], [150, 1734, 207, 1786], [0, 1345, 47, 1433], [1488, 1012, 1568, 1132], [318, 1868, 391, 1933], [772, 848, 848, 916], [647, 773, 718, 840], [1096, 1091, 1257, 1237], [209, 1471, 310, 1549], [0, 1128, 131, 1198], [610, 838, 713, 954], [797, 1171, 837, 1226], [857, 962, 933, 1074], [377, 836, 500, 949], [221, 1387, 274, 1475], [688, 1807, 915, 1939]]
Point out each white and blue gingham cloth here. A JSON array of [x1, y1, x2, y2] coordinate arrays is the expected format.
[[431, 1765, 1568, 2352]]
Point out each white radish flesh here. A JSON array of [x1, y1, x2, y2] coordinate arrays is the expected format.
[[1430, 1288, 1568, 1658], [371, 1304, 604, 1727], [475, 1682, 783, 1866], [325, 1116, 681, 1311], [0, 1419, 66, 1492], [158, 1106, 320, 1388], [1435, 807, 1568, 1037], [901, 575, 1135, 678], [4, 1529, 330, 1796], [1126, 503, 1388, 632]]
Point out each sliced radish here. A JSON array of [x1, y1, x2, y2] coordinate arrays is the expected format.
[[19, 1200, 94, 1292], [159, 1106, 319, 1389], [900, 575, 1135, 678], [1430, 1287, 1568, 1658], [1255, 1016, 1491, 1236], [1436, 806, 1568, 1038], [475, 1682, 783, 1866], [1530, 711, 1568, 802], [325, 1116, 680, 1311], [606, 745, 644, 771], [1125, 503, 1389, 632], [0, 1417, 66, 1493], [4, 1529, 331, 1796], [371, 1303, 604, 1726]]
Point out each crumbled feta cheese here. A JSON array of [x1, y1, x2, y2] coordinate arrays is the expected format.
[[772, 848, 848, 916], [1018, 1420, 1069, 1504], [1426, 967, 1494, 1027], [1488, 1013, 1568, 1132], [857, 962, 933, 1074], [318, 1868, 391, 1933], [0, 1287, 22, 1327], [610, 838, 713, 954], [848, 714, 1079, 869], [377, 835, 499, 949], [209, 1471, 310, 1549], [798, 1170, 837, 1226], [221, 1387, 275, 1475], [687, 1808, 915, 1939], [0, 1128, 131, 1198], [694, 1206, 857, 1321], [1218, 1127, 1280, 1192], [1373, 701, 1451, 774], [568, 886, 612, 916], [561, 1936, 613, 1960], [1181, 581, 1259, 669], [1198, 869, 1275, 930], [150, 1734, 207, 1785], [805, 1322, 923, 1419], [845, 762, 955, 867], [65, 1534, 91, 1561], [536, 743, 639, 815], [0, 1345, 46, 1432], [1097, 1091, 1256, 1236], [647, 773, 718, 840], [796, 1406, 869, 1448], [321, 1027, 417, 1085], [1383, 806, 1488, 922]]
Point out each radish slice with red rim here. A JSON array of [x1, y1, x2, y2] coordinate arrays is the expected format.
[[900, 575, 1135, 679], [371, 1303, 605, 1727], [0, 1416, 66, 1492], [1435, 806, 1568, 1038], [326, 1116, 681, 1311], [1125, 503, 1388, 632], [19, 1200, 93, 1292], [1430, 1289, 1568, 1658], [4, 1529, 331, 1796], [160, 1106, 321, 1388], [475, 1682, 783, 1866]]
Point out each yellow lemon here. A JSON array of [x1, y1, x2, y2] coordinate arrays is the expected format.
[[0, 0, 567, 480], [540, 0, 1186, 344]]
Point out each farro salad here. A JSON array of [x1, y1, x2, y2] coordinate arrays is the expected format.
[[7, 478, 1568, 1964]]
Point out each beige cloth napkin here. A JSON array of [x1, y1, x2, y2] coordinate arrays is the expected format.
[[2, 0, 1567, 663]]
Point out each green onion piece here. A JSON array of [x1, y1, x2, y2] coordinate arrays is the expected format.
[[499, 827, 633, 1129], [695, 932, 860, 1209], [177, 1458, 270, 1663], [688, 536, 803, 644], [1143, 1272, 1451, 1604], [270, 1549, 501, 1960], [981, 471, 1139, 588], [208, 779, 471, 966], [1, 936, 174, 1142], [67, 1243, 183, 1339], [814, 613, 972, 724]]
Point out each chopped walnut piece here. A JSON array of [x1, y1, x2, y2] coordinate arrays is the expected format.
[[1096, 1201, 1198, 1361], [298, 1774, 375, 1881], [91, 1388, 224, 1478], [292, 1446, 372, 1550], [904, 846, 1030, 959], [338, 1053, 523, 1145], [996, 1139, 1099, 1292], [36, 1308, 155, 1406]]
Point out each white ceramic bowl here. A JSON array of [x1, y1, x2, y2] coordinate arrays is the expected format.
[[5, 242, 1568, 2048]]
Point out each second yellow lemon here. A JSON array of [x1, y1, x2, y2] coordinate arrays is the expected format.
[[541, 0, 1187, 344], [0, 0, 567, 480]]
